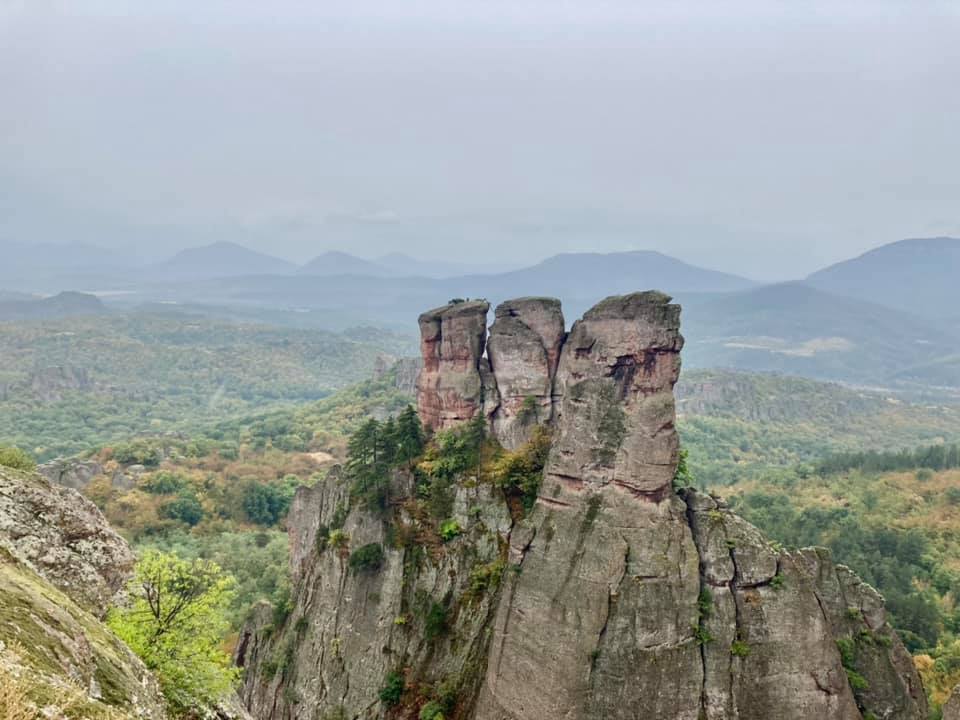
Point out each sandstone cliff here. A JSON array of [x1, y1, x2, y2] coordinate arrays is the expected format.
[[239, 292, 927, 720]]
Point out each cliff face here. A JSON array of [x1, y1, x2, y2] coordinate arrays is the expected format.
[[240, 292, 927, 720]]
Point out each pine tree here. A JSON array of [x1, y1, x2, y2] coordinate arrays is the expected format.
[[394, 405, 425, 463]]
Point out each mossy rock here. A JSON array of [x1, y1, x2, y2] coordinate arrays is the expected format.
[[0, 553, 167, 718]]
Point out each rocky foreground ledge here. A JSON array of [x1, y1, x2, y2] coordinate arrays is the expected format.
[[240, 292, 927, 720]]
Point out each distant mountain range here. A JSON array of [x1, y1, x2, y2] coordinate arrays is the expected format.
[[149, 241, 297, 281], [680, 282, 960, 388], [4, 235, 960, 391], [806, 237, 960, 318]]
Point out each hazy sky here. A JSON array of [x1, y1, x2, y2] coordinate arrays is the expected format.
[[2, 1, 958, 280]]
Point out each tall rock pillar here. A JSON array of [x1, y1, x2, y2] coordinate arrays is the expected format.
[[486, 297, 565, 449], [475, 291, 704, 720], [415, 300, 491, 432]]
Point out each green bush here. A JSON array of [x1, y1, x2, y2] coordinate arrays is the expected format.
[[420, 700, 445, 720], [0, 445, 36, 472], [111, 440, 162, 467], [243, 481, 293, 526], [379, 671, 405, 706], [143, 471, 189, 494], [159, 492, 205, 526], [348, 543, 385, 572], [424, 601, 448, 641], [439, 519, 462, 542], [730, 640, 751, 657]]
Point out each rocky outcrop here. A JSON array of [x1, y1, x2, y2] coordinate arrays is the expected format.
[[0, 465, 134, 616], [416, 300, 491, 432], [39, 456, 106, 491], [944, 686, 960, 720], [0, 465, 167, 718], [241, 292, 927, 720], [237, 470, 511, 720], [373, 355, 422, 397], [486, 298, 565, 449], [0, 551, 168, 719]]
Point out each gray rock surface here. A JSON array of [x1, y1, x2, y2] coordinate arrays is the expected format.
[[0, 465, 167, 719], [487, 297, 565, 449], [945, 686, 960, 720], [241, 292, 928, 720], [39, 456, 106, 490], [0, 465, 134, 616]]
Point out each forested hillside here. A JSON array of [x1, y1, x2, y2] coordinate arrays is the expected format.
[[0, 312, 414, 459]]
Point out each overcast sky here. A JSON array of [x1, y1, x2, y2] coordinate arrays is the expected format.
[[1, 1, 958, 280]]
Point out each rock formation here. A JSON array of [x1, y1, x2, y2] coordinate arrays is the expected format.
[[486, 297, 565, 449], [416, 300, 491, 432], [0, 464, 133, 616], [944, 686, 960, 720], [0, 465, 167, 718], [240, 292, 927, 720]]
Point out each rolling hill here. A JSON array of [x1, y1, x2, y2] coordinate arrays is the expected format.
[[297, 250, 390, 276], [0, 291, 107, 321], [146, 241, 296, 282], [679, 282, 960, 387], [806, 236, 960, 318]]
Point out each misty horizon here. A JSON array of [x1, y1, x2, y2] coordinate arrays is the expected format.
[[3, 1, 958, 281]]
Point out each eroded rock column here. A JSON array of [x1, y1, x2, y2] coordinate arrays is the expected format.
[[475, 291, 704, 720], [486, 297, 565, 449], [415, 300, 490, 432]]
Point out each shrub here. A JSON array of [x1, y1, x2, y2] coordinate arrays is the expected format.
[[158, 492, 204, 526], [424, 601, 448, 641], [693, 625, 714, 645], [0, 445, 36, 472], [439, 519, 462, 542], [697, 588, 713, 619], [490, 426, 551, 514], [243, 482, 293, 526], [420, 700, 445, 720], [328, 529, 349, 549], [730, 640, 751, 657], [845, 668, 870, 692], [379, 671, 405, 706], [349, 543, 385, 572], [143, 471, 188, 494], [465, 560, 505, 601], [672, 448, 694, 490], [946, 487, 960, 506], [111, 440, 162, 467]]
